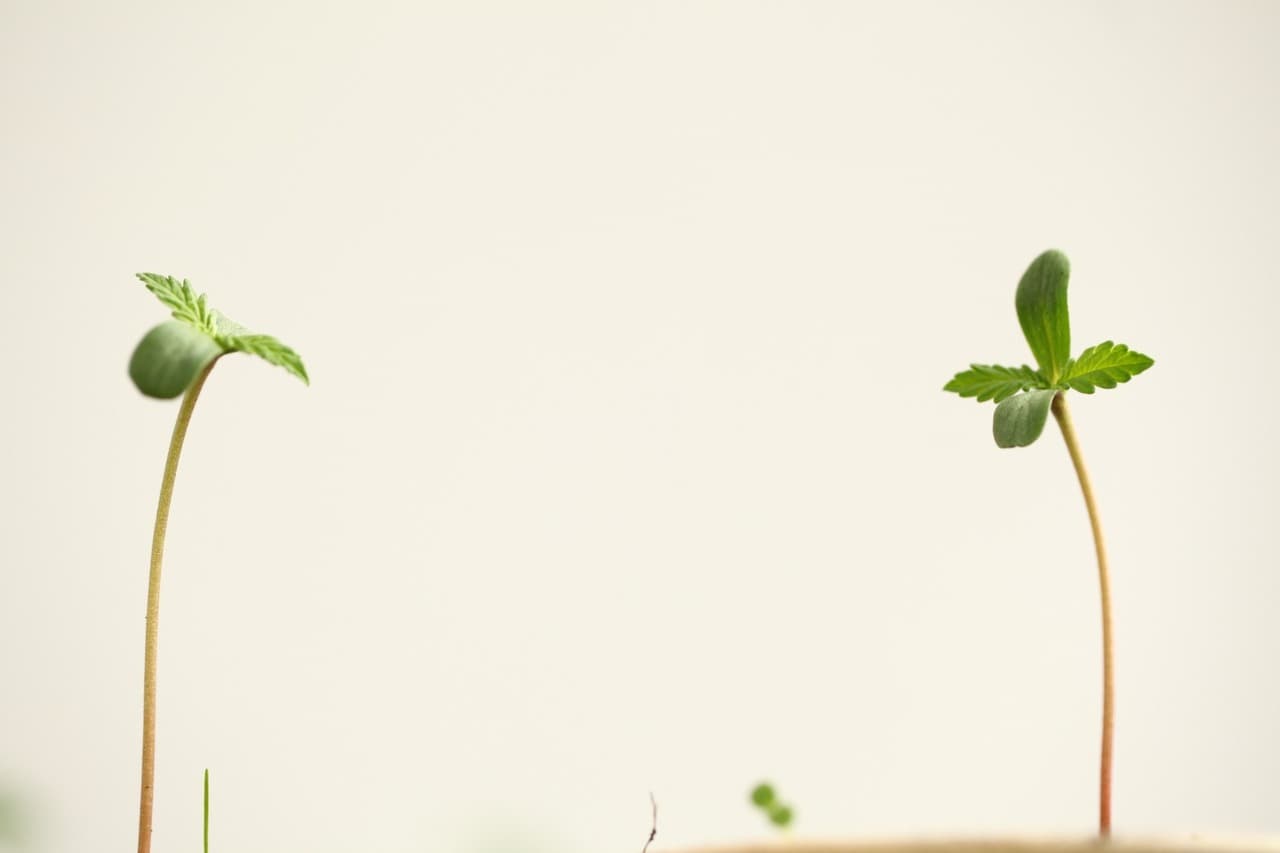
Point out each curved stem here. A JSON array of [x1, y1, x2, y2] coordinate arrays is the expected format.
[[1050, 393, 1114, 838], [138, 361, 218, 853]]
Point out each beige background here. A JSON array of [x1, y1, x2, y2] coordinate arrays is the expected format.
[[2, 2, 1278, 852]]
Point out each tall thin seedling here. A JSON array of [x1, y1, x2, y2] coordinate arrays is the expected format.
[[944, 250, 1153, 836], [128, 275, 307, 853]]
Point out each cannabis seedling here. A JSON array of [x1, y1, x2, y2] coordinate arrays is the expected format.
[[129, 275, 307, 853], [943, 250, 1153, 836], [749, 782, 794, 830]]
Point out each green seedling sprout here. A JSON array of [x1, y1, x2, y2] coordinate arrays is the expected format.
[[943, 249, 1153, 837], [203, 769, 210, 853], [129, 275, 307, 853], [749, 782, 794, 830]]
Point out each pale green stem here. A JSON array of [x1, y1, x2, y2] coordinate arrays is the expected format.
[[1051, 393, 1115, 838], [138, 361, 218, 853], [203, 769, 210, 853]]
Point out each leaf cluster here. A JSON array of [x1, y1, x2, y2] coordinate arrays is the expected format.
[[943, 250, 1153, 447], [130, 274, 309, 399]]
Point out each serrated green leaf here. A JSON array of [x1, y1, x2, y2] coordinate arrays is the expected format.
[[944, 363, 1046, 403], [220, 332, 309, 384], [993, 389, 1057, 448], [134, 273, 309, 393], [137, 274, 219, 337], [1015, 250, 1072, 384], [1062, 341, 1154, 393], [129, 321, 226, 399]]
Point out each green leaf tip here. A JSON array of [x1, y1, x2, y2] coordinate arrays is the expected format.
[[137, 273, 220, 337], [218, 331, 310, 385], [944, 363, 1045, 403], [1016, 249, 1072, 384], [131, 273, 309, 398], [1062, 341, 1153, 393], [993, 389, 1058, 448]]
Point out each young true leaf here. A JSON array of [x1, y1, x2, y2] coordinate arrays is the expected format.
[[219, 333, 309, 384], [131, 274, 309, 398], [137, 274, 219, 337], [1015, 250, 1072, 384], [1062, 341, 1154, 393], [993, 389, 1057, 448], [943, 363, 1044, 403]]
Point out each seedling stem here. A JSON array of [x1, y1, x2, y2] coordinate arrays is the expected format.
[[138, 360, 219, 853], [1051, 393, 1114, 836], [128, 273, 305, 851]]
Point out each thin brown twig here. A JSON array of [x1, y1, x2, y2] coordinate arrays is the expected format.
[[641, 792, 657, 853]]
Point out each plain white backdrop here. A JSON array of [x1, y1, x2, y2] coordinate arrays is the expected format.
[[2, 2, 1278, 852]]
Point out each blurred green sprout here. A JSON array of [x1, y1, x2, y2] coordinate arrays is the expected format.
[[749, 782, 794, 830]]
